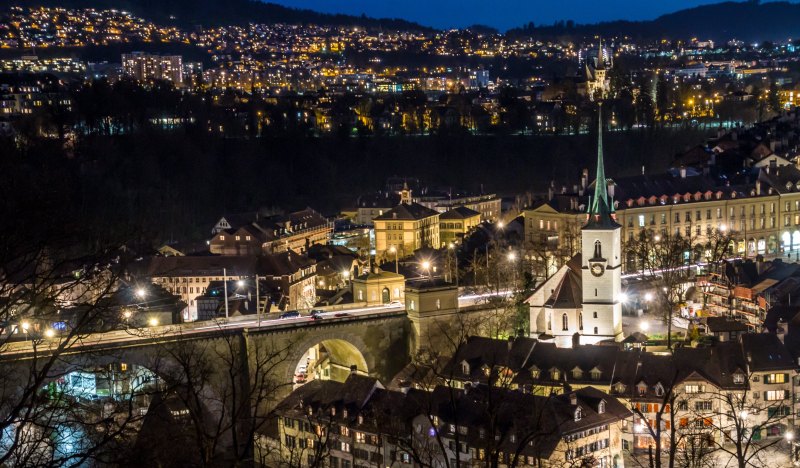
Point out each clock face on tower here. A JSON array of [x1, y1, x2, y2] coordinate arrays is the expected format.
[[590, 263, 605, 277]]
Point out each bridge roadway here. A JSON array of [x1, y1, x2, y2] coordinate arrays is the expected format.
[[0, 290, 509, 359]]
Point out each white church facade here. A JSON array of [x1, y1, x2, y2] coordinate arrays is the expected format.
[[528, 105, 624, 347]]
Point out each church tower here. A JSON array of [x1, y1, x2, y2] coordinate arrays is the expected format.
[[580, 104, 623, 342]]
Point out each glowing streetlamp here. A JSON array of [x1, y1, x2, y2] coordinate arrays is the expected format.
[[21, 321, 30, 342], [421, 260, 432, 280], [135, 287, 147, 299], [448, 243, 458, 287], [44, 328, 54, 339], [639, 321, 649, 333], [148, 317, 159, 327]]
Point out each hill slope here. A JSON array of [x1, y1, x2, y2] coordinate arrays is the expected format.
[[509, 1, 800, 42], [0, 0, 432, 31]]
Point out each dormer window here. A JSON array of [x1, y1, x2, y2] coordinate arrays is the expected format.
[[551, 369, 560, 380], [637, 381, 648, 396], [219, 235, 225, 240], [655, 383, 665, 397], [598, 400, 606, 414], [530, 366, 540, 379], [574, 407, 582, 421], [482, 365, 491, 377], [331, 407, 336, 416], [733, 373, 745, 384], [343, 409, 348, 418], [590, 367, 602, 381], [357, 415, 364, 425], [572, 367, 583, 379], [461, 360, 470, 375]]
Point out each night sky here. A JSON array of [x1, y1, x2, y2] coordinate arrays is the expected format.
[[268, 0, 774, 31]]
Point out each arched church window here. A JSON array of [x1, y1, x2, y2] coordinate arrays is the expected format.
[[594, 327, 598, 334], [594, 240, 602, 258], [593, 312, 598, 319], [579, 312, 583, 330], [562, 313, 569, 331]]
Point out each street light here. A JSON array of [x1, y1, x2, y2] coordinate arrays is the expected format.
[[447, 243, 459, 287], [135, 287, 147, 299], [44, 328, 54, 339], [21, 321, 30, 341], [148, 317, 159, 327], [421, 260, 432, 280], [639, 321, 649, 333]]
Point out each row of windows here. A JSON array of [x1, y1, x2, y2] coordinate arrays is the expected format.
[[548, 312, 599, 333], [217, 235, 252, 241], [565, 438, 609, 460]]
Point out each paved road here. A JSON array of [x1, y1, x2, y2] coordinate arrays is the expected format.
[[1, 290, 512, 357]]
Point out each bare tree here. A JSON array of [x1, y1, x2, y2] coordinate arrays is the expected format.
[[147, 326, 296, 466], [628, 230, 693, 349]]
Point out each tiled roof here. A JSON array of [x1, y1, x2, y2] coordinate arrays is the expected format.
[[374, 202, 440, 221], [440, 206, 481, 220]]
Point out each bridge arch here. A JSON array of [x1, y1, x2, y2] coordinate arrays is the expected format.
[[286, 329, 372, 385]]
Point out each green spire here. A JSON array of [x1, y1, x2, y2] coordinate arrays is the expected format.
[[586, 103, 617, 227]]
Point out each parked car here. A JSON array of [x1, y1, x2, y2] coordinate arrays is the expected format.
[[385, 300, 403, 308], [280, 311, 300, 319], [334, 312, 350, 318], [310, 310, 324, 320]]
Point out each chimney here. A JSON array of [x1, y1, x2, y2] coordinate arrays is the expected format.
[[756, 180, 761, 196], [607, 181, 615, 199], [581, 169, 589, 192], [679, 166, 687, 179], [569, 392, 577, 406], [548, 186, 554, 200]]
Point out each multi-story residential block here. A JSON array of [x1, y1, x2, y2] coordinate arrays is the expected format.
[[261, 372, 630, 468], [525, 164, 800, 273], [439, 206, 481, 246], [121, 52, 183, 85], [354, 191, 400, 225], [209, 208, 332, 255], [136, 251, 316, 321], [440, 333, 798, 456], [373, 187, 440, 260], [698, 259, 800, 324], [418, 192, 502, 223]]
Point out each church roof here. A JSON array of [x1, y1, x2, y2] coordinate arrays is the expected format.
[[544, 268, 582, 309]]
